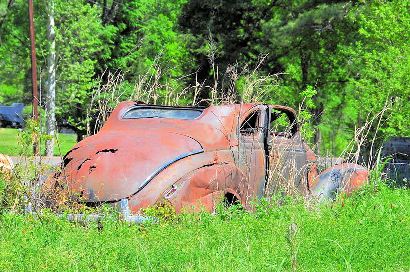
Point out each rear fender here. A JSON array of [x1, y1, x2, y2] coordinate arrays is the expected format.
[[127, 150, 237, 213], [162, 163, 246, 213], [159, 164, 235, 212], [311, 163, 368, 200]]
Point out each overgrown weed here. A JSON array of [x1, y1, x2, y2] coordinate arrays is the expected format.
[[1, 179, 409, 271]]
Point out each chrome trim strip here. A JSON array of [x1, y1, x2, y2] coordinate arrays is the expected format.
[[131, 149, 204, 197]]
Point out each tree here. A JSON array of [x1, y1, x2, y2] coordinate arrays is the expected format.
[[45, 0, 56, 156], [106, 0, 192, 102], [344, 0, 410, 144], [256, 1, 358, 152], [0, 0, 31, 105], [180, 0, 359, 153], [1, 0, 408, 159], [52, 1, 114, 141]]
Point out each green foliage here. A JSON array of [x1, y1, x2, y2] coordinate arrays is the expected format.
[[0, 173, 19, 213], [114, 0, 189, 74], [142, 200, 177, 221], [298, 85, 317, 143], [107, 0, 192, 105], [0, 0, 409, 156], [344, 0, 410, 139], [270, 110, 292, 133], [51, 0, 116, 133], [0, 0, 30, 105], [0, 84, 22, 104], [0, 121, 40, 212], [180, 0, 410, 156], [180, 1, 361, 154], [235, 71, 282, 103], [0, 175, 7, 212], [0, 184, 409, 271], [0, 0, 114, 135], [17, 119, 43, 156]]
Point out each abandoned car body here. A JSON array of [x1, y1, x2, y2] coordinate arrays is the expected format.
[[54, 101, 368, 214]]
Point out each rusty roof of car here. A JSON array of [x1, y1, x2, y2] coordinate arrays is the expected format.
[[79, 101, 298, 152], [94, 102, 257, 151]]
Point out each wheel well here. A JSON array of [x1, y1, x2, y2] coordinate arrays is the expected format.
[[223, 192, 239, 206]]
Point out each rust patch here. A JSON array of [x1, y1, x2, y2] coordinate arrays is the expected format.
[[77, 158, 91, 171], [89, 165, 97, 173], [96, 148, 118, 154]]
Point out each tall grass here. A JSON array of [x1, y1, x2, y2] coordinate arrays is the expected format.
[[0, 183, 409, 271]]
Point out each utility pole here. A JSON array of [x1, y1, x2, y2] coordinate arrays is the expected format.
[[28, 0, 39, 155]]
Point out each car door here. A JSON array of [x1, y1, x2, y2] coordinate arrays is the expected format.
[[235, 105, 268, 200], [265, 106, 308, 195]]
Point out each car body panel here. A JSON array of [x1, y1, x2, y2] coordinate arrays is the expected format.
[[53, 101, 369, 213], [311, 163, 369, 200], [62, 132, 203, 201]]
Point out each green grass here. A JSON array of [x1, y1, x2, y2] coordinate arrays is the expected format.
[[0, 128, 76, 156], [0, 184, 409, 271]]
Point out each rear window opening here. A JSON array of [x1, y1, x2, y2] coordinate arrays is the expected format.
[[123, 106, 203, 120]]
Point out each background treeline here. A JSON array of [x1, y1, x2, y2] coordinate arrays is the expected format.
[[0, 0, 409, 156]]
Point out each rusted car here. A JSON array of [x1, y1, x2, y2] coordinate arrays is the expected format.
[[53, 102, 368, 216]]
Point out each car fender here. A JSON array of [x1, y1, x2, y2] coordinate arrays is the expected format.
[[311, 163, 368, 200], [162, 162, 245, 212], [127, 149, 243, 213]]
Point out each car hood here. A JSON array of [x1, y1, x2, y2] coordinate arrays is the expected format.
[[61, 132, 203, 202]]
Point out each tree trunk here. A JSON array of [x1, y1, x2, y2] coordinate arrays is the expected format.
[[45, 0, 56, 157], [300, 49, 310, 89]]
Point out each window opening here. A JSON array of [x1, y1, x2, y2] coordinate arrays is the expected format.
[[270, 110, 295, 137], [123, 106, 203, 120], [240, 111, 260, 135]]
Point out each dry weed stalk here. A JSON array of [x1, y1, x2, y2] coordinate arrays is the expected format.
[[86, 70, 126, 136], [131, 55, 192, 106], [339, 101, 390, 168], [203, 53, 281, 105]]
